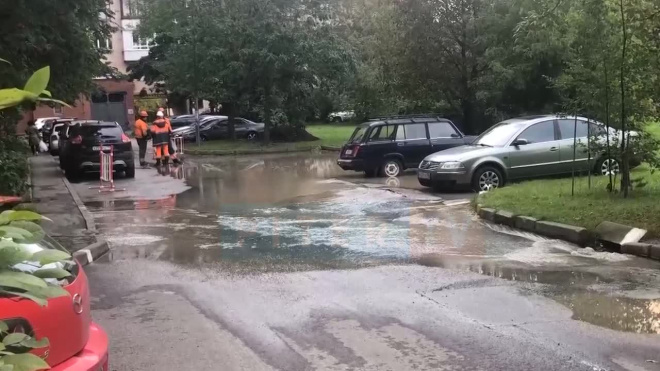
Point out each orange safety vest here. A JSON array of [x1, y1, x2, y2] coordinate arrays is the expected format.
[[134, 119, 149, 138], [151, 119, 170, 146]]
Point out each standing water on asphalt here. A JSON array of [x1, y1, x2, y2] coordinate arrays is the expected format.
[[85, 153, 660, 334]]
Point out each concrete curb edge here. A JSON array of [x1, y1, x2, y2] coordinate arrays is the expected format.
[[62, 175, 96, 233], [474, 204, 659, 262], [73, 240, 110, 266], [186, 146, 318, 156]]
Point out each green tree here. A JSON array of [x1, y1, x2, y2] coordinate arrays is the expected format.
[[137, 0, 354, 141], [0, 0, 115, 103]]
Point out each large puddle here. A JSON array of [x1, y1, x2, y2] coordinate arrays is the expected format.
[[86, 153, 660, 335]]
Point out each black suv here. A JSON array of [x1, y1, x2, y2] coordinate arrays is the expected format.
[[337, 115, 476, 177], [59, 121, 135, 180]]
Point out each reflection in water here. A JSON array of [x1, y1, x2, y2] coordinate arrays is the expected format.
[[417, 254, 660, 334], [554, 292, 660, 334]]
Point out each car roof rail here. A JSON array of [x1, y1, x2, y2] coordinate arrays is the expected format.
[[368, 113, 447, 121]]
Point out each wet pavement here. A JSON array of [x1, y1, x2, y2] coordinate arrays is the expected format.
[[68, 152, 660, 370]]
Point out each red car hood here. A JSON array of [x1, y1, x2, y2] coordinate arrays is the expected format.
[[0, 263, 91, 367]]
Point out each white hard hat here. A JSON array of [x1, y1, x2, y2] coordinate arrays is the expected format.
[[156, 111, 164, 117]]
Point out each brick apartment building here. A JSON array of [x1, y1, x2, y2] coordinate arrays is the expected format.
[[17, 0, 154, 134]]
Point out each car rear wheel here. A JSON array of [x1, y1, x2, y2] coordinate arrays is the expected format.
[[596, 157, 620, 176], [66, 166, 80, 182], [246, 131, 258, 141], [472, 166, 503, 192], [381, 159, 402, 177], [125, 164, 135, 178]]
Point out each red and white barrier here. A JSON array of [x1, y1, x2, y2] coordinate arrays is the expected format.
[[174, 136, 184, 157], [90, 145, 124, 192]]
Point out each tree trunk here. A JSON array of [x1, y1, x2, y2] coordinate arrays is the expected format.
[[604, 61, 613, 192], [263, 86, 271, 144], [227, 102, 236, 141], [619, 0, 629, 198]]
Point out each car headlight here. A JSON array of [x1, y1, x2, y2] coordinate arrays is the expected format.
[[440, 161, 464, 170]]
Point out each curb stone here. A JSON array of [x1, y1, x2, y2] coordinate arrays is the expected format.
[[493, 210, 516, 226], [62, 176, 96, 233], [650, 245, 660, 261], [73, 240, 110, 266], [514, 216, 538, 232], [535, 221, 590, 245], [477, 207, 496, 222], [621, 242, 650, 258]]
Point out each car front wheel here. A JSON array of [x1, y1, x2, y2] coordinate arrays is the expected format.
[[246, 131, 258, 141], [596, 157, 620, 176], [472, 166, 503, 192], [381, 159, 402, 177]]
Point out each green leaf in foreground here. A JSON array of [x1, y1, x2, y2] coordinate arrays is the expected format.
[[0, 271, 47, 289], [7, 212, 42, 223], [30, 250, 70, 266], [0, 241, 32, 267], [23, 67, 50, 96], [1, 353, 50, 371], [0, 322, 8, 333], [2, 334, 28, 346], [8, 222, 44, 244], [19, 338, 48, 349], [32, 268, 70, 280], [0, 227, 32, 242], [0, 290, 47, 307]]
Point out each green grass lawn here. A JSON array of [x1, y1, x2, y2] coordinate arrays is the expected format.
[[192, 123, 357, 152], [478, 166, 660, 236], [479, 122, 660, 236]]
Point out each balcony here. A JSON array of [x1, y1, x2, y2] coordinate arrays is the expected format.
[[121, 19, 150, 62]]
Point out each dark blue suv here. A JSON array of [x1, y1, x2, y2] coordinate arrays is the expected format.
[[337, 115, 476, 177]]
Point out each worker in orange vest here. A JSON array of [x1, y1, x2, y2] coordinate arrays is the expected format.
[[151, 111, 170, 166], [134, 110, 150, 167], [158, 107, 180, 164]]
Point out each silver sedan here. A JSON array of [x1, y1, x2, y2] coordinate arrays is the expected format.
[[417, 114, 638, 192]]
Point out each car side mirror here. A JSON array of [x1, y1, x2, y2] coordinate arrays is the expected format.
[[512, 138, 529, 146], [450, 133, 460, 138]]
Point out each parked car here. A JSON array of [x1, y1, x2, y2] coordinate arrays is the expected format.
[[47, 119, 76, 155], [417, 114, 640, 192], [34, 117, 60, 131], [337, 115, 476, 177], [0, 235, 109, 370], [59, 120, 135, 180], [176, 116, 265, 141], [328, 111, 355, 123]]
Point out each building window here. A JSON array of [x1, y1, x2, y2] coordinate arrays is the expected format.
[[122, 0, 143, 18], [132, 33, 152, 50], [53, 105, 63, 115], [96, 37, 112, 51]]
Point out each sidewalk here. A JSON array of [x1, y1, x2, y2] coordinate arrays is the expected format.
[[29, 155, 96, 252]]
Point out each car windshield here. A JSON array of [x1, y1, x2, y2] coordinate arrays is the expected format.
[[73, 125, 122, 138], [349, 125, 369, 143], [473, 121, 529, 147]]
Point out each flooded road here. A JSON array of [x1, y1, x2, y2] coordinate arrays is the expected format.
[[74, 152, 660, 370]]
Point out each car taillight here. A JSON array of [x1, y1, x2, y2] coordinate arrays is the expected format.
[[71, 135, 82, 144], [121, 133, 131, 143], [346, 145, 360, 158]]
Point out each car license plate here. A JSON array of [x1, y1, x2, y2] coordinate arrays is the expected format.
[[345, 149, 353, 155], [92, 145, 112, 151], [418, 172, 431, 179]]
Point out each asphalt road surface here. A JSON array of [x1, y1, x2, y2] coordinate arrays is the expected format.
[[70, 152, 660, 371]]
